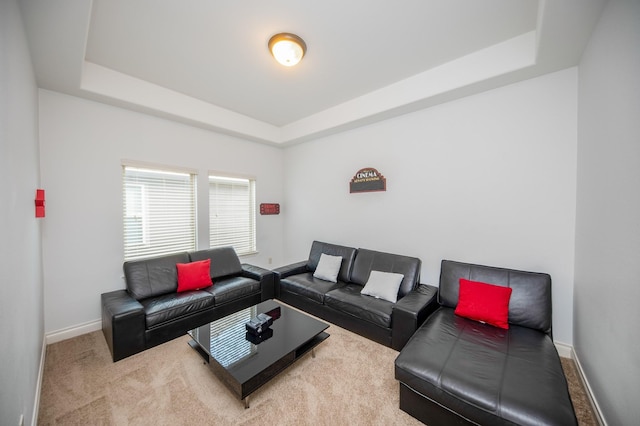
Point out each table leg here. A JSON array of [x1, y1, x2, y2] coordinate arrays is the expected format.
[[244, 396, 250, 409]]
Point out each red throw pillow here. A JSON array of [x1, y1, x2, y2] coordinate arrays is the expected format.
[[454, 278, 513, 329], [176, 259, 213, 292]]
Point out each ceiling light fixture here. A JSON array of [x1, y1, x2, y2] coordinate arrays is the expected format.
[[268, 33, 306, 67]]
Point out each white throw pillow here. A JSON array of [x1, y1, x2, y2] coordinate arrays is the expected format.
[[313, 253, 343, 283], [360, 271, 405, 303]]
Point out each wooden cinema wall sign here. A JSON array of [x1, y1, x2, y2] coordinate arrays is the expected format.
[[350, 167, 386, 193]]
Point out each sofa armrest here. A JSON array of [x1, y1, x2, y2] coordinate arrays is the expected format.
[[273, 260, 309, 279], [273, 261, 309, 299], [101, 290, 145, 362], [391, 284, 439, 351], [241, 263, 276, 300]]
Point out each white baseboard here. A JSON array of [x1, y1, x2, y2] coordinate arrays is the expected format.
[[31, 335, 46, 426], [554, 341, 606, 426], [554, 340, 573, 358], [45, 319, 102, 345], [571, 347, 607, 426]]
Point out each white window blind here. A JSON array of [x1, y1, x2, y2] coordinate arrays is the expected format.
[[209, 175, 256, 255], [123, 166, 196, 260]]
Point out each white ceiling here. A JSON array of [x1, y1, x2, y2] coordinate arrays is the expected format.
[[20, 0, 606, 146]]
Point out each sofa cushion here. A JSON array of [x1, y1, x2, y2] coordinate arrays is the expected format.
[[124, 252, 191, 300], [455, 278, 513, 329], [439, 260, 552, 335], [313, 253, 343, 282], [395, 308, 576, 426], [307, 241, 357, 283], [140, 290, 214, 328], [280, 272, 344, 304], [203, 275, 260, 305], [360, 270, 405, 303], [351, 249, 421, 299], [176, 259, 213, 292], [189, 247, 243, 280], [325, 284, 394, 328]]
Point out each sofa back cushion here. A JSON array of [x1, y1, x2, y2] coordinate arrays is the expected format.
[[351, 249, 421, 299], [124, 252, 190, 300], [439, 259, 552, 335], [307, 241, 357, 283], [189, 246, 242, 280]]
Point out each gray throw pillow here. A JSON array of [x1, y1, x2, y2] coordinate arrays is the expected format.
[[313, 253, 343, 282], [360, 271, 405, 303]]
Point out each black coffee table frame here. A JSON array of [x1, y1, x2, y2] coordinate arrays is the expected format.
[[188, 300, 329, 408]]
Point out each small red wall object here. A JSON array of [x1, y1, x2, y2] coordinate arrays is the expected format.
[[260, 203, 280, 215], [35, 189, 45, 218]]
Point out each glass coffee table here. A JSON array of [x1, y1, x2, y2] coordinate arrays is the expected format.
[[187, 300, 329, 408]]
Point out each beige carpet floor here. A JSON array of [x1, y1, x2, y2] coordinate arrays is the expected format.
[[38, 322, 598, 425]]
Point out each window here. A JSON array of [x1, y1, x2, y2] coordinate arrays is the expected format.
[[209, 175, 256, 255], [123, 165, 196, 260]]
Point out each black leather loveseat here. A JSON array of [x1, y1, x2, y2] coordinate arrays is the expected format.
[[395, 259, 577, 425], [101, 247, 274, 362], [274, 241, 438, 351]]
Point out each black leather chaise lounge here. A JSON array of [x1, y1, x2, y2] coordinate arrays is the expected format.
[[395, 259, 577, 426]]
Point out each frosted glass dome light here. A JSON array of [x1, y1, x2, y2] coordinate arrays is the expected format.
[[268, 33, 306, 67]]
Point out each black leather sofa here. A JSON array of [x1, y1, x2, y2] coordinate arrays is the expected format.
[[101, 247, 274, 362], [395, 260, 577, 426], [274, 241, 438, 351]]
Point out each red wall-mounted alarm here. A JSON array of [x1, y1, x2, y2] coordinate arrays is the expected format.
[[35, 189, 45, 218]]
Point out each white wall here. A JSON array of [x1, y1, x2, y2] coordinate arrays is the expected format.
[[39, 91, 285, 334], [575, 1, 640, 424], [283, 69, 578, 344], [0, 1, 45, 425]]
